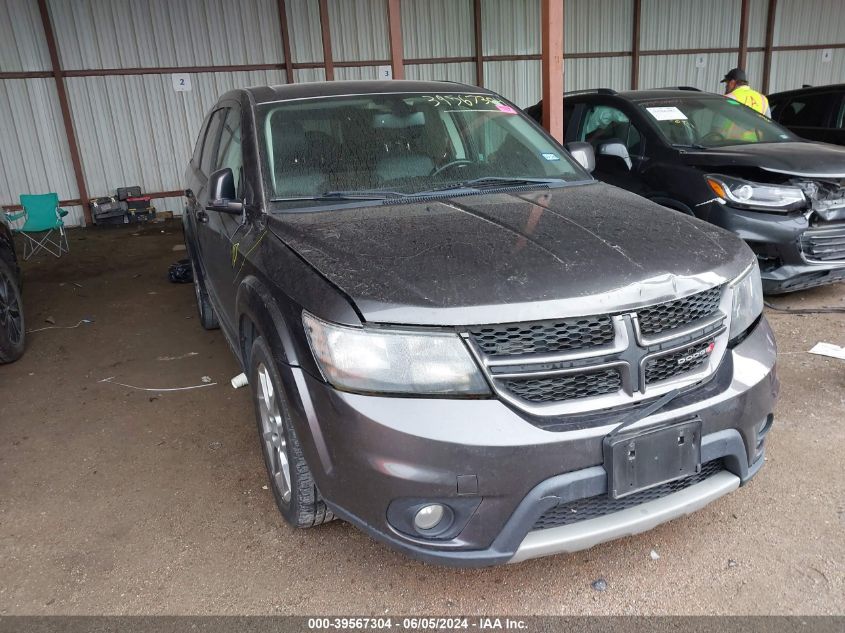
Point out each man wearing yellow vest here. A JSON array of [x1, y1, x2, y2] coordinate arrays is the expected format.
[[721, 67, 771, 117]]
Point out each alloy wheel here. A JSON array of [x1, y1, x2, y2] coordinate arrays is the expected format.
[[256, 362, 292, 503]]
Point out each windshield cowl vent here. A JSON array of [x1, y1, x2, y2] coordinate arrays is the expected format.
[[378, 184, 552, 205]]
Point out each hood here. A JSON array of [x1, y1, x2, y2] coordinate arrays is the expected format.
[[269, 183, 752, 326], [681, 141, 845, 178]]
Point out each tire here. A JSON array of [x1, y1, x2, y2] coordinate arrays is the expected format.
[[249, 336, 334, 528], [0, 257, 25, 364], [191, 257, 219, 330]]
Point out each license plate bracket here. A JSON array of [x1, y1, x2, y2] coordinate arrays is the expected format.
[[603, 418, 702, 500]]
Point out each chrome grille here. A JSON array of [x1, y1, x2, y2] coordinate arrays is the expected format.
[[468, 316, 614, 357], [504, 368, 622, 403], [532, 460, 724, 530], [800, 224, 845, 262], [465, 285, 729, 416], [637, 286, 723, 336]]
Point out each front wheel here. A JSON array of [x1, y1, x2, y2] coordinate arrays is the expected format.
[[249, 336, 334, 528], [0, 257, 25, 364]]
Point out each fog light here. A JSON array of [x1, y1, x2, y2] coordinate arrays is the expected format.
[[413, 504, 445, 531]]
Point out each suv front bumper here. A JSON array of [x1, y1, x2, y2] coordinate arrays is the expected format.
[[708, 204, 845, 294], [281, 317, 778, 566]]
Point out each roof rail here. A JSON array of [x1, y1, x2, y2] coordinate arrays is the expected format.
[[563, 88, 618, 96]]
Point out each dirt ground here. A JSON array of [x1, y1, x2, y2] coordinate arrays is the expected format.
[[0, 223, 842, 616]]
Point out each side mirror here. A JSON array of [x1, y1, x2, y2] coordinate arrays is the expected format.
[[564, 141, 595, 173], [596, 141, 632, 170], [205, 167, 243, 214]]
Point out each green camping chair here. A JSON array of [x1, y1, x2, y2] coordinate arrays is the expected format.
[[6, 193, 70, 260]]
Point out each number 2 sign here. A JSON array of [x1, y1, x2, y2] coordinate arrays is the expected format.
[[172, 73, 192, 92]]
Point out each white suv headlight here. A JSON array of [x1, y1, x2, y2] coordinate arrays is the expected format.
[[303, 312, 490, 395], [729, 260, 764, 340]]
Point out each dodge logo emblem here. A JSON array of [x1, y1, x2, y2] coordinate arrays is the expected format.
[[677, 341, 715, 365]]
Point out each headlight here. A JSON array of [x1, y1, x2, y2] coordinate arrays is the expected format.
[[729, 261, 764, 340], [706, 174, 805, 211], [302, 312, 490, 396]]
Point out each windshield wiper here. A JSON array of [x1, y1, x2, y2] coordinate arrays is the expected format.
[[271, 189, 409, 202], [421, 176, 566, 194]]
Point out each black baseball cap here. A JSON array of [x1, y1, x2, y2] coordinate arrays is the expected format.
[[721, 68, 747, 83]]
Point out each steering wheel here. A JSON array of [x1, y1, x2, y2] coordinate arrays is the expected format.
[[701, 131, 726, 143], [430, 159, 474, 177]]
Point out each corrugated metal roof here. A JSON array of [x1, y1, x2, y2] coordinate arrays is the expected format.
[[768, 49, 845, 93], [287, 0, 324, 64], [482, 0, 541, 56], [639, 52, 737, 92], [48, 0, 285, 70], [0, 0, 51, 72], [65, 70, 286, 201], [641, 0, 740, 50], [0, 79, 78, 215], [401, 0, 474, 59], [567, 0, 633, 54], [327, 0, 390, 62], [483, 60, 541, 107], [774, 0, 845, 46]]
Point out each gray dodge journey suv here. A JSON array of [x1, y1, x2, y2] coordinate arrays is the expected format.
[[183, 80, 778, 566]]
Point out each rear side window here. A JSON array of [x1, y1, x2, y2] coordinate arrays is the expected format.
[[200, 109, 227, 176], [778, 93, 834, 128]]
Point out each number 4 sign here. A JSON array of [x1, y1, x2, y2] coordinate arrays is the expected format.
[[172, 73, 192, 92]]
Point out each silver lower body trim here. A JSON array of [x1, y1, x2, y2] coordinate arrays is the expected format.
[[509, 470, 740, 563]]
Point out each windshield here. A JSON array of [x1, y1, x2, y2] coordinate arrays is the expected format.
[[638, 96, 796, 148], [258, 93, 587, 207]]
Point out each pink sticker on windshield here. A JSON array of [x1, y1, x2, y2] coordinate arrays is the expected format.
[[496, 104, 517, 114]]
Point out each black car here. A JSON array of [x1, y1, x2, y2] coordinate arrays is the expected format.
[[768, 83, 845, 146], [183, 80, 777, 566], [0, 212, 24, 363], [527, 88, 845, 294]]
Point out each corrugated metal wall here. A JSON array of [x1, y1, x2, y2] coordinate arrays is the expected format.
[[0, 0, 50, 72], [286, 0, 324, 64], [328, 0, 389, 62], [402, 0, 474, 59], [0, 0, 84, 224], [49, 0, 285, 70], [1, 0, 844, 226], [567, 0, 632, 54], [768, 0, 845, 93], [0, 78, 81, 224], [481, 0, 539, 107], [65, 69, 286, 216], [641, 0, 740, 50], [51, 0, 287, 222]]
